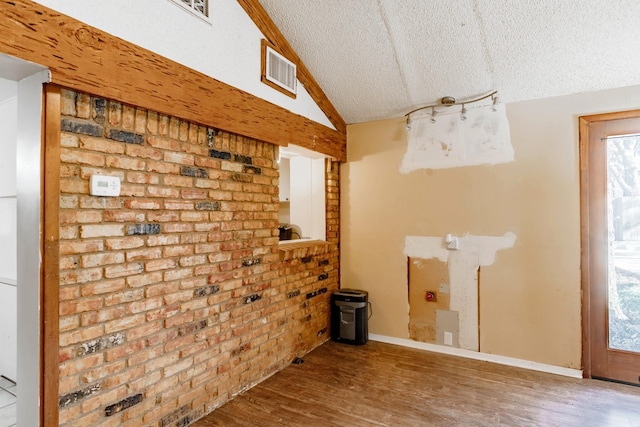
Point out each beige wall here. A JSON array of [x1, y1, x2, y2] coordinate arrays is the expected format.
[[342, 85, 640, 369]]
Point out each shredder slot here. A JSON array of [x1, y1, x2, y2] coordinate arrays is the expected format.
[[333, 301, 367, 308]]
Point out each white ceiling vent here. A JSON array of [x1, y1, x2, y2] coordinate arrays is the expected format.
[[261, 40, 297, 98]]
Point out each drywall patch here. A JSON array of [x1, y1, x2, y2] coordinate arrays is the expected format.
[[400, 104, 513, 172], [404, 232, 517, 351], [436, 309, 459, 347]]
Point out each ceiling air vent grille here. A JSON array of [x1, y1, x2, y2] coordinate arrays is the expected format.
[[169, 0, 210, 22], [261, 40, 297, 98]]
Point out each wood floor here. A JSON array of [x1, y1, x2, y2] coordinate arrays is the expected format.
[[193, 340, 640, 427]]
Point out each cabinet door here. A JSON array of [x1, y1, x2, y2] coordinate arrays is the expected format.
[[279, 157, 290, 202]]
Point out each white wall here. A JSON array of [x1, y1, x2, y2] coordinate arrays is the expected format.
[[32, 0, 334, 130], [0, 77, 17, 381]]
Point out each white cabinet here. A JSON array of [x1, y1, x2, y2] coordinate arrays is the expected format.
[[289, 157, 325, 241], [0, 283, 16, 381]]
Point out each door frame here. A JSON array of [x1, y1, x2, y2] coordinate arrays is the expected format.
[[580, 109, 640, 381], [42, 84, 61, 426]]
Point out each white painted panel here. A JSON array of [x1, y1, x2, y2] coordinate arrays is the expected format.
[[32, 0, 334, 129], [0, 77, 17, 103], [290, 157, 312, 239], [0, 198, 17, 281], [0, 94, 18, 197], [0, 284, 17, 382]]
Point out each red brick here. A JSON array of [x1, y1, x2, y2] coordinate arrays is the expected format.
[[59, 324, 104, 347], [61, 148, 105, 166], [126, 247, 162, 262], [147, 211, 180, 222], [126, 322, 162, 342], [126, 272, 163, 288], [105, 262, 144, 278], [145, 259, 178, 272], [104, 314, 146, 334], [105, 236, 145, 250], [81, 252, 125, 268], [106, 155, 146, 170], [124, 198, 162, 210], [127, 171, 160, 185], [58, 91, 340, 427], [80, 224, 125, 238], [147, 186, 180, 198], [147, 136, 180, 151], [59, 268, 103, 285]]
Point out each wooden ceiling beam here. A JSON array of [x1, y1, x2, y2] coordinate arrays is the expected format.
[[0, 0, 346, 161]]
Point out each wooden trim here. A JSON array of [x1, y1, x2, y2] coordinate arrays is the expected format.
[[42, 85, 61, 426], [261, 39, 297, 99], [581, 109, 640, 124], [0, 0, 346, 161], [579, 116, 591, 378], [237, 0, 347, 134]]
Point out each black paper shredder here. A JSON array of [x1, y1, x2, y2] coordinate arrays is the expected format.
[[331, 289, 369, 345]]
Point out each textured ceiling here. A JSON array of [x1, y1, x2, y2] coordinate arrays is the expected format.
[[258, 0, 640, 124]]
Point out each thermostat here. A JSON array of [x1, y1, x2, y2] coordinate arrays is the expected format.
[[90, 175, 121, 197]]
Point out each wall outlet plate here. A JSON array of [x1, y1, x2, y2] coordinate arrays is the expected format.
[[444, 331, 453, 346]]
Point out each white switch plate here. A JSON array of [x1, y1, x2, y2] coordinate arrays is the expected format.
[[90, 175, 121, 197]]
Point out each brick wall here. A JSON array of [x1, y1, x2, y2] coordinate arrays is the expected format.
[[56, 89, 340, 426]]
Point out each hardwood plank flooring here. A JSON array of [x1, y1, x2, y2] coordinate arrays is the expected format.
[[193, 340, 640, 427]]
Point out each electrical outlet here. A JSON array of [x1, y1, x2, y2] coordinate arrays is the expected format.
[[444, 331, 453, 346]]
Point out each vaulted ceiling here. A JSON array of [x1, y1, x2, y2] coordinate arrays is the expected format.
[[258, 0, 640, 125]]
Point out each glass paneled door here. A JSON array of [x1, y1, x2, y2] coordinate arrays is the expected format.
[[582, 112, 640, 385]]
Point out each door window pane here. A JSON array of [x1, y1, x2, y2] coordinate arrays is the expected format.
[[607, 135, 640, 352]]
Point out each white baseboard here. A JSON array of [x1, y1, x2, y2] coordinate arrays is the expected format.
[[368, 334, 583, 379]]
